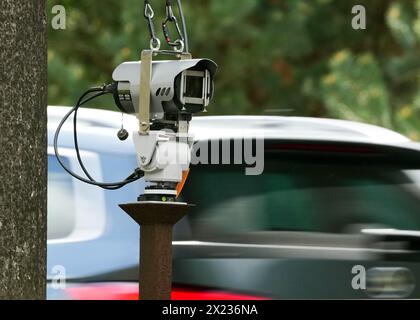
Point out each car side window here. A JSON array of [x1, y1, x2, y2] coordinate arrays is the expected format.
[[184, 158, 420, 238], [184, 164, 322, 238], [48, 155, 76, 240], [320, 172, 420, 232]]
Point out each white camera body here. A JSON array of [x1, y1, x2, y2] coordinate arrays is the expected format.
[[112, 59, 217, 120]]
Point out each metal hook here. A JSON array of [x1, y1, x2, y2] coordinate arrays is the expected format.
[[150, 38, 161, 51], [173, 39, 184, 53], [144, 3, 154, 19]]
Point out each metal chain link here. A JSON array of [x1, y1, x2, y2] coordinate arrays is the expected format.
[[162, 0, 185, 52], [143, 0, 187, 52], [144, 0, 160, 50]]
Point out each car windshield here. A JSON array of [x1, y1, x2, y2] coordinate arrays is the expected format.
[[184, 156, 420, 236]]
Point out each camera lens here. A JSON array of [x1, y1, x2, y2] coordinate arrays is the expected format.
[[185, 75, 203, 99]]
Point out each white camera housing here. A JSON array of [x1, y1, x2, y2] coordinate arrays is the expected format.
[[112, 59, 217, 120]]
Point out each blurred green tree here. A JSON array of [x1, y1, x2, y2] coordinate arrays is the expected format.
[[48, 0, 420, 139]]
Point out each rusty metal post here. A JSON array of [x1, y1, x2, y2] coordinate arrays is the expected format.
[[119, 201, 193, 300]]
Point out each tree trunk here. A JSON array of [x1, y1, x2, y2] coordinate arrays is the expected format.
[[0, 1, 47, 299]]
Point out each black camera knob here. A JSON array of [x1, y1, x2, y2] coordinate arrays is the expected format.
[[117, 128, 129, 141]]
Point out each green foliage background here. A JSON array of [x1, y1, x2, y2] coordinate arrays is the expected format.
[[48, 0, 420, 140]]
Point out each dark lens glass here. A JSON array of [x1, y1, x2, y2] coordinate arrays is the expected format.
[[185, 76, 203, 99]]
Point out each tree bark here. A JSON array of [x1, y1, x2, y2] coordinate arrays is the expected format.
[[0, 1, 47, 299]]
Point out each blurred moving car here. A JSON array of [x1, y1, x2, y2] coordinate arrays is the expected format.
[[47, 106, 420, 299]]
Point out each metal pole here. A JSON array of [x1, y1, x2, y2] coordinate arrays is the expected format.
[[119, 201, 193, 300]]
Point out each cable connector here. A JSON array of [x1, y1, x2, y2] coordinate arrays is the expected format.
[[103, 82, 118, 94], [134, 168, 145, 179]]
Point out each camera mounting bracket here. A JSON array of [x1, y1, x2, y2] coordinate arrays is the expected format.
[[139, 50, 153, 135], [138, 50, 192, 136]]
